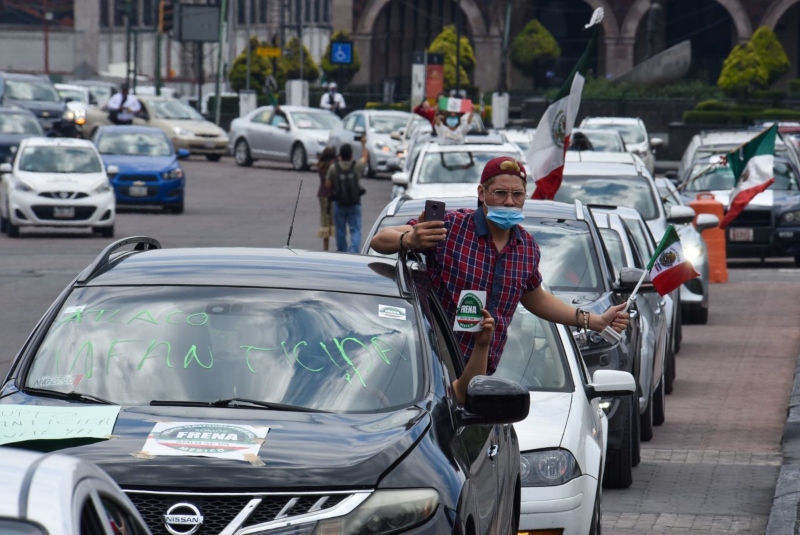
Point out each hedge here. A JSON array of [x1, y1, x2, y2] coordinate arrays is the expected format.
[[683, 108, 800, 124]]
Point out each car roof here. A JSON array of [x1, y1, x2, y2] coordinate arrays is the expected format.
[[86, 247, 404, 296], [582, 117, 641, 125], [21, 137, 94, 148], [382, 196, 584, 221], [694, 129, 788, 148], [96, 125, 167, 135], [563, 160, 648, 177], [54, 83, 87, 90], [419, 136, 516, 151], [0, 72, 50, 81], [364, 110, 412, 117], [590, 204, 643, 221], [565, 152, 639, 165]]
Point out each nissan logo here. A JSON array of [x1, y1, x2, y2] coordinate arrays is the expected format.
[[163, 503, 204, 535]]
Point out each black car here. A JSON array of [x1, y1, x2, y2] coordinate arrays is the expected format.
[[0, 237, 529, 535], [362, 196, 650, 489], [0, 72, 74, 137], [0, 107, 44, 163]]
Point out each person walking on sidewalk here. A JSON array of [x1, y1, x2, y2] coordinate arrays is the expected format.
[[316, 146, 337, 251], [325, 136, 369, 252]]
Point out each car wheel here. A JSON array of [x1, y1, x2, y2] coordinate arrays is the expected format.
[[7, 219, 20, 238], [675, 305, 682, 353], [0, 212, 7, 233], [653, 377, 666, 426], [168, 203, 184, 214], [665, 336, 676, 395], [686, 305, 708, 325], [234, 139, 253, 166], [631, 393, 641, 467], [205, 154, 222, 162], [291, 144, 308, 171], [602, 396, 633, 489], [589, 486, 602, 535], [795, 254, 800, 267], [640, 387, 654, 442], [94, 225, 114, 238]]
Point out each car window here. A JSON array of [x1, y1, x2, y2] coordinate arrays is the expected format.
[[688, 155, 800, 192], [270, 112, 289, 127], [583, 123, 645, 145], [19, 146, 102, 174], [370, 114, 408, 134], [599, 228, 627, 271], [0, 520, 47, 535], [578, 131, 625, 152], [145, 99, 204, 121], [494, 307, 573, 392], [58, 88, 88, 103], [657, 184, 680, 211], [252, 108, 273, 124], [343, 114, 357, 130], [555, 176, 659, 220], [5, 79, 60, 102], [96, 131, 173, 157], [523, 218, 604, 293], [622, 217, 655, 259], [353, 114, 366, 131], [416, 151, 520, 184], [290, 111, 341, 130], [26, 286, 423, 413], [0, 113, 43, 135], [427, 296, 463, 384]]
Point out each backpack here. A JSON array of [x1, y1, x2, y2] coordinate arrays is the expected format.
[[331, 162, 362, 207]]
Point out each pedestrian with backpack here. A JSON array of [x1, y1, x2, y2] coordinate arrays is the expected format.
[[325, 136, 369, 252]]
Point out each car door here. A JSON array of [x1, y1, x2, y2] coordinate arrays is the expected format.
[[246, 108, 274, 159], [425, 294, 499, 535], [269, 111, 295, 161]]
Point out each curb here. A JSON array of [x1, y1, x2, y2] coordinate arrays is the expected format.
[[766, 350, 800, 535]]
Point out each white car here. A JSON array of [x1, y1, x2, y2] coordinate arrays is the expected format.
[[0, 137, 115, 237], [497, 128, 535, 153], [579, 117, 662, 174], [390, 135, 526, 199], [494, 303, 635, 534]]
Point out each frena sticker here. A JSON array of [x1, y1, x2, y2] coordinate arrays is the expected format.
[[454, 290, 486, 332], [378, 304, 407, 320]]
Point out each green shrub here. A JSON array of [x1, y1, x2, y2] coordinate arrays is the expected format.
[[695, 99, 730, 111], [751, 26, 790, 85], [754, 108, 800, 120], [228, 36, 288, 94], [510, 19, 560, 89], [320, 31, 361, 87], [751, 89, 787, 105], [545, 77, 724, 101], [365, 102, 411, 111], [428, 25, 476, 91], [683, 107, 800, 124], [280, 37, 319, 82], [788, 79, 800, 97], [717, 42, 768, 99]]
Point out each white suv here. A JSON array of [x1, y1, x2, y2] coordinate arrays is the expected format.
[[0, 137, 115, 237], [579, 117, 662, 174]]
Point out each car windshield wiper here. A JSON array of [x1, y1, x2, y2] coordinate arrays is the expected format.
[[150, 398, 329, 413], [25, 388, 116, 405]]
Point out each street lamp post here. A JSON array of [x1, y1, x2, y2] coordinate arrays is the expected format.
[[43, 0, 52, 73], [455, 0, 461, 94]]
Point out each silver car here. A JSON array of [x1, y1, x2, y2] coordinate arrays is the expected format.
[[571, 128, 626, 153], [0, 447, 151, 534], [229, 105, 342, 170], [329, 110, 413, 177], [579, 117, 663, 174]]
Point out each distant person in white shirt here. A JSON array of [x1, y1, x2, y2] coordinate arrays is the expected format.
[[107, 83, 142, 125], [320, 82, 346, 117], [434, 108, 474, 145]]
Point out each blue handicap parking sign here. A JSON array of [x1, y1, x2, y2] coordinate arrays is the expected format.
[[331, 42, 353, 65]]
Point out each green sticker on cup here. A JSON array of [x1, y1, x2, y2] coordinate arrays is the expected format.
[[453, 290, 486, 332]]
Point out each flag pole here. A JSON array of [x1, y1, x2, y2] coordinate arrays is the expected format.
[[599, 267, 648, 343]]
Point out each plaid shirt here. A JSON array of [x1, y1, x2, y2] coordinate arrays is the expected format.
[[410, 208, 542, 374]]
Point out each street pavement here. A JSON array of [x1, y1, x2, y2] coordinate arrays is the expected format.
[[1, 156, 799, 534]]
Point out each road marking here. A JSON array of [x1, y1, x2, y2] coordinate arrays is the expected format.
[[639, 449, 781, 466], [603, 513, 768, 532]]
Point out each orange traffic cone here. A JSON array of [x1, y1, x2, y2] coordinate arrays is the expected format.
[[690, 193, 727, 283]]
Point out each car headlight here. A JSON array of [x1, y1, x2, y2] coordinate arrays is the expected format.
[[163, 167, 184, 180], [780, 210, 800, 225], [14, 181, 33, 192], [683, 244, 703, 264], [313, 489, 438, 535], [572, 327, 616, 351], [520, 449, 582, 487], [373, 140, 391, 153], [63, 110, 75, 121], [173, 127, 194, 137], [94, 182, 112, 194]]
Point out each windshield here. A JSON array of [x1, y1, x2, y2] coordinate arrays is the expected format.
[[370, 115, 409, 134], [0, 113, 43, 135], [19, 146, 102, 173], [622, 217, 654, 258], [575, 131, 625, 152], [96, 130, 173, 156], [25, 287, 423, 412], [58, 88, 88, 103], [406, 118, 430, 140], [523, 218, 604, 293], [583, 123, 645, 145], [657, 184, 680, 210], [146, 99, 204, 121], [86, 85, 113, 104], [290, 111, 341, 130], [685, 158, 800, 192], [417, 151, 521, 184], [494, 308, 573, 392], [555, 176, 660, 220], [5, 79, 60, 102]]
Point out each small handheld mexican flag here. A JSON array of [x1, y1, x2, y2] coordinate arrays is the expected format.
[[438, 96, 473, 114], [646, 225, 700, 296]]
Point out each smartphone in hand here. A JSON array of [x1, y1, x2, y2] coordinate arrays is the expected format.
[[424, 200, 445, 222]]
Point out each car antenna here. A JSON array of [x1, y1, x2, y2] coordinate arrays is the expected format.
[[285, 180, 303, 251]]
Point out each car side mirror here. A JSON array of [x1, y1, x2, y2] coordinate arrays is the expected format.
[[650, 137, 663, 148], [695, 213, 720, 233], [106, 165, 119, 176], [456, 376, 530, 426], [614, 267, 655, 293], [391, 171, 409, 187], [667, 205, 696, 225], [390, 131, 401, 141], [587, 370, 636, 399], [0, 162, 12, 173], [176, 148, 191, 159]]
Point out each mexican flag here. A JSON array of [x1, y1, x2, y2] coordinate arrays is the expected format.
[[438, 96, 473, 114], [528, 8, 603, 200], [647, 225, 700, 296], [718, 124, 777, 229]]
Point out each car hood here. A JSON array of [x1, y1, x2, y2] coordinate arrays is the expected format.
[[0, 133, 39, 146], [101, 154, 176, 172], [3, 98, 64, 116], [515, 392, 572, 452], [160, 119, 226, 137], [299, 128, 331, 145], [15, 171, 108, 192], [408, 183, 478, 199], [48, 405, 430, 490]]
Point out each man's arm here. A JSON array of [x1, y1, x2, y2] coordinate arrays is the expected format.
[[127, 97, 142, 113], [359, 136, 368, 164], [337, 94, 346, 110], [369, 213, 447, 254], [320, 94, 331, 110], [107, 94, 121, 110], [452, 309, 494, 404], [520, 286, 628, 333]]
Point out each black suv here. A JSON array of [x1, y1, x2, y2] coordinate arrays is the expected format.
[[0, 237, 529, 535], [0, 72, 74, 137]]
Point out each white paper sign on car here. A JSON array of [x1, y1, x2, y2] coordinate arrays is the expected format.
[[453, 290, 486, 332], [0, 404, 120, 446], [141, 421, 269, 463]]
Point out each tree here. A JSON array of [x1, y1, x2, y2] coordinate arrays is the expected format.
[[510, 19, 561, 89], [280, 37, 319, 82], [717, 42, 768, 100], [427, 25, 476, 91], [750, 26, 789, 85], [228, 36, 288, 94], [320, 31, 361, 87]]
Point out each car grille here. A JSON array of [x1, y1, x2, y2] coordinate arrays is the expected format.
[[126, 491, 353, 535], [38, 191, 89, 200], [31, 205, 95, 220], [195, 133, 220, 138], [727, 209, 772, 227], [117, 173, 160, 183]]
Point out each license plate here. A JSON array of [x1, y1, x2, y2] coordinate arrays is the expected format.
[[779, 231, 794, 238], [729, 228, 754, 242], [53, 207, 75, 219], [129, 186, 148, 197], [41, 120, 54, 130], [204, 141, 216, 148]]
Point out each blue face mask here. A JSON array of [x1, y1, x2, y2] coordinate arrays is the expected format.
[[485, 206, 525, 230], [446, 116, 459, 128]]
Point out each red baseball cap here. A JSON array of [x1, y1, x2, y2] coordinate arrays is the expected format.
[[480, 156, 527, 184]]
